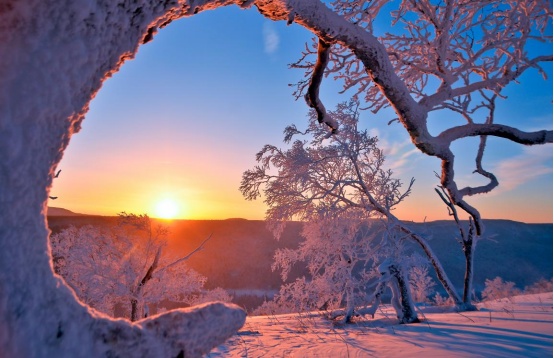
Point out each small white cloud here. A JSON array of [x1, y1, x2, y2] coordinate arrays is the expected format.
[[491, 146, 553, 194], [392, 147, 421, 170], [381, 138, 421, 174], [263, 22, 279, 54]]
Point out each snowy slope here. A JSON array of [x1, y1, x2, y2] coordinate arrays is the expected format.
[[208, 293, 553, 357]]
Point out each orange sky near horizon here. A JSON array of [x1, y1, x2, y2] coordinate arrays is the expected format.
[[48, 150, 553, 223]]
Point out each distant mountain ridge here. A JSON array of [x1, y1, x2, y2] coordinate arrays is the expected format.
[[47, 207, 84, 216], [47, 217, 552, 291], [47, 216, 552, 310]]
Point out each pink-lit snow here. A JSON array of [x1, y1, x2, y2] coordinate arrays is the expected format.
[[209, 293, 552, 357]]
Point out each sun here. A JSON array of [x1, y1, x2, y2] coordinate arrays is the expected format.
[[154, 198, 179, 220]]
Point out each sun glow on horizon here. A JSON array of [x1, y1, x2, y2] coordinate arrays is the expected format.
[[154, 198, 180, 219]]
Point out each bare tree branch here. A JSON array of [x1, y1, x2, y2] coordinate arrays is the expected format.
[[157, 234, 213, 274], [305, 39, 337, 133]]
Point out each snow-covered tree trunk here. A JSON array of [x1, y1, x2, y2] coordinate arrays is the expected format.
[[0, 1, 247, 356], [365, 281, 386, 318], [435, 187, 478, 309], [131, 299, 140, 322], [342, 265, 356, 323], [130, 246, 162, 322], [386, 264, 419, 324], [462, 236, 475, 305]]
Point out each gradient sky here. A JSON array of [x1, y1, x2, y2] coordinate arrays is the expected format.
[[49, 6, 553, 223]]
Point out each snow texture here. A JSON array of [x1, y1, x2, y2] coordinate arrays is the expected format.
[[0, 1, 248, 356], [209, 293, 553, 357]]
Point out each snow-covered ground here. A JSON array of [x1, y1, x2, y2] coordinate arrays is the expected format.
[[208, 293, 552, 357]]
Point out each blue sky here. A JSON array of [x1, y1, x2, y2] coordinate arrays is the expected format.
[[50, 5, 553, 223]]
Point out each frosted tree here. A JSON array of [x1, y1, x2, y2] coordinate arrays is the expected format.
[[51, 213, 222, 321], [269, 214, 380, 323], [409, 265, 436, 303], [242, 101, 424, 323], [1, 0, 551, 355]]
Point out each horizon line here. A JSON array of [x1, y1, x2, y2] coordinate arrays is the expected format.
[[46, 207, 553, 225]]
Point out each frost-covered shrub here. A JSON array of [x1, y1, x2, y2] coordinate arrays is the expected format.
[[51, 213, 211, 320], [482, 277, 520, 301], [270, 275, 352, 314], [191, 287, 233, 306], [524, 278, 553, 294], [251, 299, 293, 316], [432, 292, 454, 307], [409, 265, 436, 303]]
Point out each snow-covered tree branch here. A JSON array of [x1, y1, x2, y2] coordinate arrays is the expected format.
[[283, 0, 552, 238]]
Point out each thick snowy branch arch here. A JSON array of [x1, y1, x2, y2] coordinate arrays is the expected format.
[[1, 0, 551, 355]]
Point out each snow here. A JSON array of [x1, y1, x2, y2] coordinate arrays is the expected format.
[[208, 293, 553, 357]]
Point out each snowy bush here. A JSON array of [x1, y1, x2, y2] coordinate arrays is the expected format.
[[252, 299, 294, 316], [51, 213, 214, 320], [481, 277, 520, 301], [409, 265, 436, 303], [524, 278, 553, 294], [432, 293, 454, 307], [191, 287, 233, 306]]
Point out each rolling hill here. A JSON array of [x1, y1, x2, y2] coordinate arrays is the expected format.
[[47, 216, 552, 310], [47, 206, 84, 216]]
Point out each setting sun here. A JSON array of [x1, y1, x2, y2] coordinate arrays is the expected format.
[[154, 198, 179, 219]]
